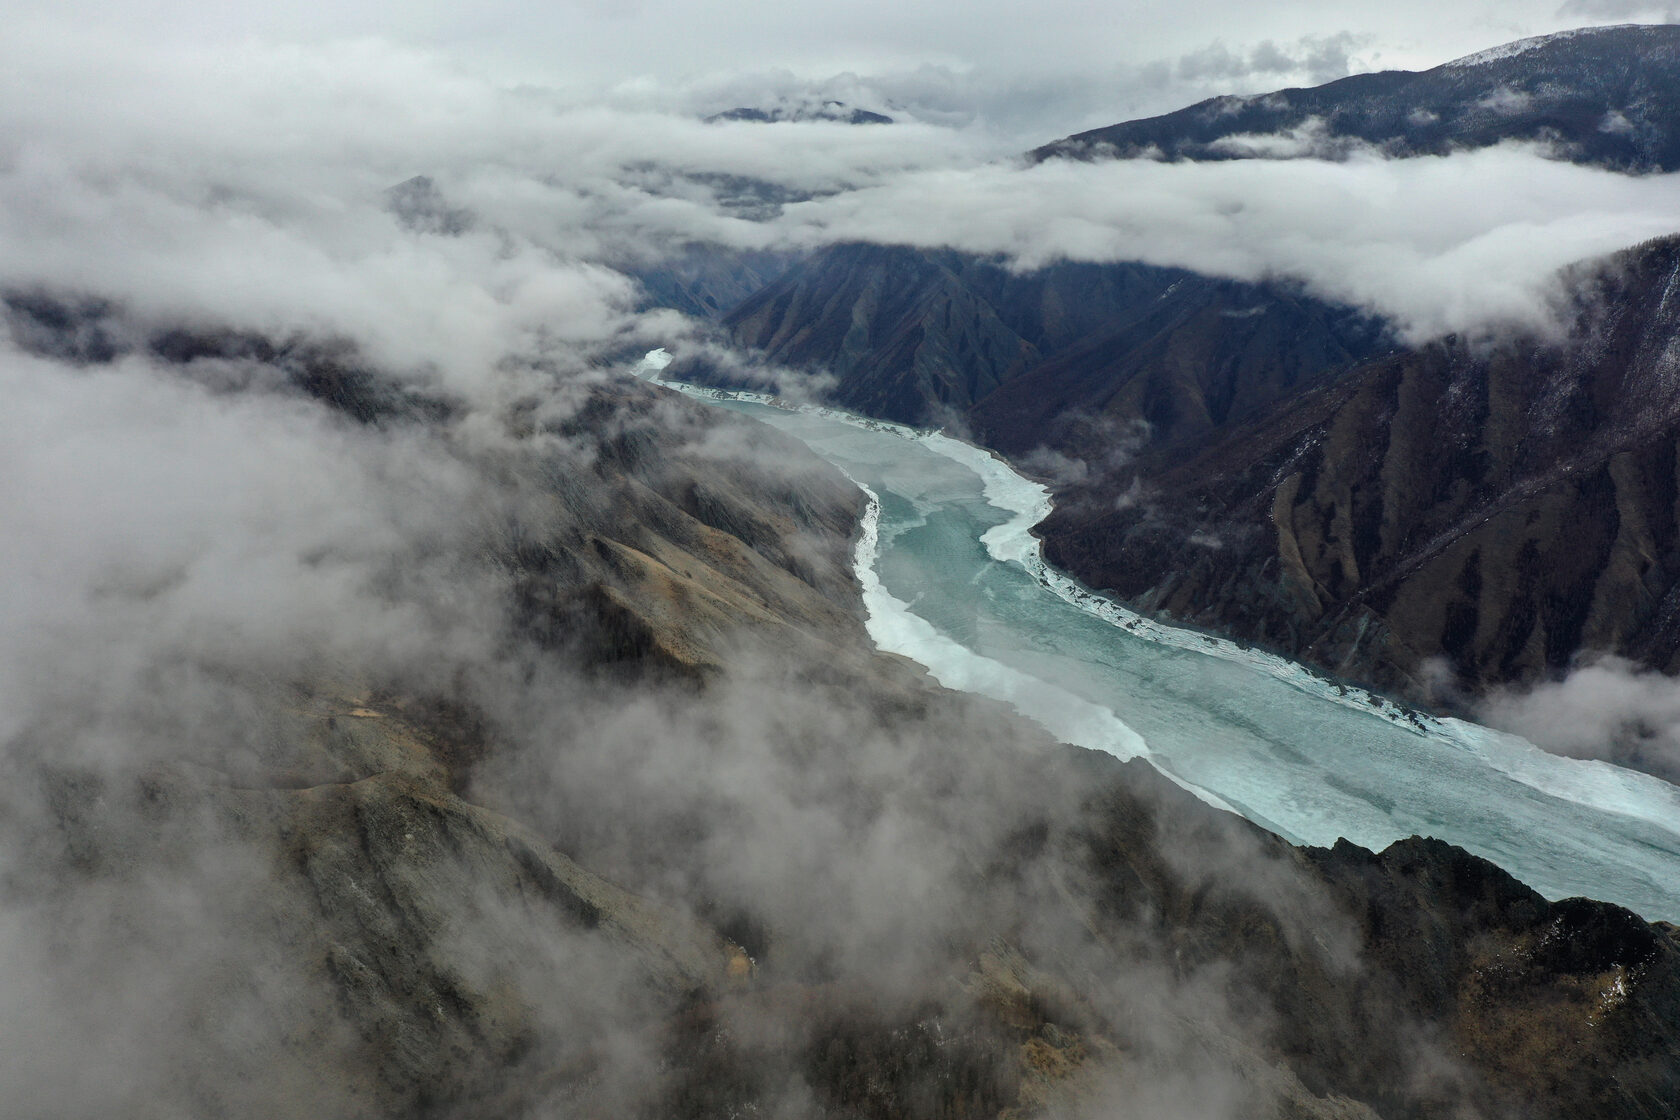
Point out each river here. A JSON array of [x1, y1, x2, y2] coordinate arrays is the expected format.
[[644, 356, 1680, 922]]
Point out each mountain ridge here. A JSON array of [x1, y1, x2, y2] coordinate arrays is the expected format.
[[1033, 23, 1680, 170]]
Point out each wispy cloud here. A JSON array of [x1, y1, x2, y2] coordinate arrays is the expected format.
[[1481, 655, 1680, 782]]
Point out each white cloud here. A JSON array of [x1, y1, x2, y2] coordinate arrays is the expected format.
[[6, 28, 1677, 378], [1, 1, 1641, 151], [0, 342, 505, 759], [0, 0, 1600, 96], [770, 144, 1680, 343], [1481, 656, 1680, 781]]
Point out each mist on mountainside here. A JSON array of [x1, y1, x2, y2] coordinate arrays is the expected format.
[[0, 285, 1477, 1120], [7, 26, 1680, 371], [12, 306, 1672, 1119]]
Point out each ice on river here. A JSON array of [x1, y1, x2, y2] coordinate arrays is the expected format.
[[653, 361, 1680, 922]]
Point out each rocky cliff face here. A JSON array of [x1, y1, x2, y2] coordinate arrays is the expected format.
[[1032, 237, 1680, 712], [721, 243, 1065, 423]]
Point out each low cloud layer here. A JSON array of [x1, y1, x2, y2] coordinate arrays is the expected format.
[[1176, 32, 1369, 85], [0, 31, 984, 391], [777, 144, 1680, 342], [3, 31, 1677, 375], [0, 342, 509, 757], [641, 31, 1377, 145], [1482, 656, 1680, 783]]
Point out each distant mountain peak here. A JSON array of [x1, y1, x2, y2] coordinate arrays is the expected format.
[[384, 175, 474, 236], [1036, 23, 1680, 172], [705, 100, 893, 125], [1442, 24, 1645, 69]]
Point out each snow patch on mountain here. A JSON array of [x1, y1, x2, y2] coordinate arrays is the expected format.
[[1443, 26, 1639, 69]]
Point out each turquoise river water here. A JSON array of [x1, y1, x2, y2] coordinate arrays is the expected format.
[[644, 357, 1680, 922]]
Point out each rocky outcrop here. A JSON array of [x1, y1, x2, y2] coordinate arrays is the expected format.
[[1305, 835, 1680, 1119], [225, 704, 743, 1116], [1060, 761, 1680, 1120]]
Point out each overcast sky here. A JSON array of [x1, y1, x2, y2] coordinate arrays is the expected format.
[[11, 0, 1680, 141]]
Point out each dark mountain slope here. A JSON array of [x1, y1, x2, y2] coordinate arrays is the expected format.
[[710, 28, 1680, 435], [718, 242, 1382, 430], [0, 292, 869, 678], [1036, 236, 1680, 716], [971, 277, 1385, 455], [723, 243, 1057, 422], [698, 25, 1680, 722], [1036, 24, 1680, 171], [630, 245, 799, 321], [707, 25, 1680, 437]]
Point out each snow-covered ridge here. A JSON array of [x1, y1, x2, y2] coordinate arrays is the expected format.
[[1442, 25, 1641, 70]]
